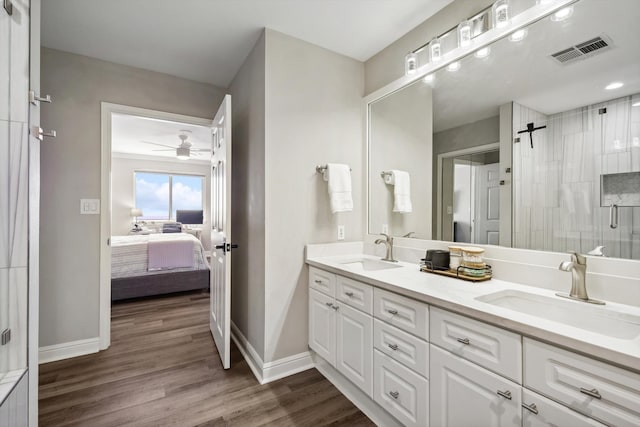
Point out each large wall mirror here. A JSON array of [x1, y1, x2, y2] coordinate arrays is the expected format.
[[368, 0, 640, 259]]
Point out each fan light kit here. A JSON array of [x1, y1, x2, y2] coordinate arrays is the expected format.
[[143, 129, 212, 160]]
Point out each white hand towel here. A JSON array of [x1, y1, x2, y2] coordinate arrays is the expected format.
[[323, 163, 353, 213], [390, 170, 412, 213]]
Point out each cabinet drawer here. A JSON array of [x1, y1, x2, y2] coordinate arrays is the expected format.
[[374, 349, 428, 427], [309, 266, 336, 297], [374, 319, 428, 378], [522, 389, 606, 427], [524, 338, 640, 427], [430, 307, 522, 383], [336, 275, 373, 314], [430, 345, 521, 427], [374, 288, 429, 339]]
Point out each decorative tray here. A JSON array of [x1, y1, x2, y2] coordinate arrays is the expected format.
[[420, 263, 492, 282]]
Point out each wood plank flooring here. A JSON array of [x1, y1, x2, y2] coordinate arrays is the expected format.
[[39, 292, 375, 427]]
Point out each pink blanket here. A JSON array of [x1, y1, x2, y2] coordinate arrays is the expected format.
[[148, 239, 194, 270]]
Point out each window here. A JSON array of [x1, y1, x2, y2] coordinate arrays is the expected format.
[[134, 172, 204, 221]]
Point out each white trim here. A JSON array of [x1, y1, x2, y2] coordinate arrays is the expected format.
[[435, 142, 500, 240], [111, 151, 210, 165], [100, 103, 212, 351], [312, 353, 402, 427], [230, 321, 313, 385], [39, 338, 100, 364]]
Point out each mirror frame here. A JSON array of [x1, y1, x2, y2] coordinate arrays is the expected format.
[[363, 0, 578, 243]]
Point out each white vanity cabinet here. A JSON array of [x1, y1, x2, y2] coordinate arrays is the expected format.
[[308, 267, 373, 396], [522, 389, 606, 427]]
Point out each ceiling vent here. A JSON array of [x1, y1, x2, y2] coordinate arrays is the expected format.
[[550, 35, 613, 65]]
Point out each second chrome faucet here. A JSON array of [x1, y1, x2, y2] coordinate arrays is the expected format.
[[375, 233, 398, 262], [557, 251, 604, 305]]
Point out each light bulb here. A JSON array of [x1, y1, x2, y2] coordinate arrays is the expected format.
[[458, 20, 472, 47], [474, 47, 491, 58], [405, 52, 418, 75], [447, 61, 461, 72], [429, 37, 442, 62], [493, 0, 509, 28], [551, 6, 573, 21], [509, 28, 527, 42]]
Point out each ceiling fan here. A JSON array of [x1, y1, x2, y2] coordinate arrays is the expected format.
[[142, 130, 211, 160]]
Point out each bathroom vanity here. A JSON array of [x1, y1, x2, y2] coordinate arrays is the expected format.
[[306, 245, 640, 427]]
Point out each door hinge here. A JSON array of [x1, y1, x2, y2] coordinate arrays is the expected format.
[[1, 328, 11, 345], [3, 0, 13, 15]]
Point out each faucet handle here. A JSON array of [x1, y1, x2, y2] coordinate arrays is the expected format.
[[379, 233, 392, 241], [587, 246, 606, 257], [567, 251, 586, 265]]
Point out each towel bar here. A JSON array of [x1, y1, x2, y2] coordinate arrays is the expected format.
[[316, 164, 352, 173]]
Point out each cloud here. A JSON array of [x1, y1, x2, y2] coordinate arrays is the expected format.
[[135, 176, 202, 219]]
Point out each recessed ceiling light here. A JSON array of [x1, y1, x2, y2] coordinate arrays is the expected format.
[[423, 74, 434, 83], [509, 29, 528, 42], [605, 82, 624, 90], [474, 47, 491, 58], [551, 6, 573, 22], [447, 61, 461, 72]]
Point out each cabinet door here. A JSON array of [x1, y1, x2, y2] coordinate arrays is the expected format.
[[309, 289, 336, 365], [336, 303, 373, 396], [522, 389, 605, 427], [430, 345, 521, 427]]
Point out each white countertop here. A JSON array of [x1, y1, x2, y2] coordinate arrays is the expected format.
[[306, 253, 640, 373]]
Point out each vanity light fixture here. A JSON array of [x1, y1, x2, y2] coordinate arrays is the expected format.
[[605, 82, 623, 90], [176, 146, 190, 159], [474, 47, 491, 58], [447, 61, 461, 72], [458, 20, 472, 47], [405, 52, 418, 75], [492, 0, 510, 28], [429, 37, 442, 62], [423, 74, 434, 83], [551, 6, 573, 22], [509, 28, 528, 42]]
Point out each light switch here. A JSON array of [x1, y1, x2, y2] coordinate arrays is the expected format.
[[80, 199, 100, 214], [382, 224, 389, 235], [447, 206, 453, 215]]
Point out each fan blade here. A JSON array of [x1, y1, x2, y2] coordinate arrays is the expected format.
[[151, 149, 175, 152], [141, 140, 176, 149], [191, 148, 212, 152]]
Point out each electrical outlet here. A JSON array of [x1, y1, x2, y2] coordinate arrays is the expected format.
[[382, 224, 389, 235], [337, 225, 345, 241]]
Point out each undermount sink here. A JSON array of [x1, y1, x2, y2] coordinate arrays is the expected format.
[[476, 290, 640, 340], [339, 258, 403, 272]]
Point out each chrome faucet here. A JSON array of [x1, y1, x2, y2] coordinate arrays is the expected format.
[[374, 233, 398, 263], [401, 231, 415, 238], [557, 251, 604, 305]]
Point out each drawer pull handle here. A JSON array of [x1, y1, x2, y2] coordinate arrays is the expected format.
[[325, 302, 333, 307], [388, 343, 399, 351], [580, 388, 602, 399], [314, 279, 323, 284], [497, 390, 512, 400], [387, 309, 399, 315], [456, 337, 470, 345], [345, 291, 354, 297], [522, 403, 538, 414], [389, 391, 399, 399], [331, 305, 339, 311]]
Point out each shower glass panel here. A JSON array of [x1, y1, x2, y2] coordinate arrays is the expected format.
[[512, 94, 640, 259]]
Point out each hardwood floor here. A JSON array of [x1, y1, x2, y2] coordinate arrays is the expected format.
[[39, 292, 375, 427]]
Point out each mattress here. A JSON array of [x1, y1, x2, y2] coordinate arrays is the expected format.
[[111, 233, 209, 279]]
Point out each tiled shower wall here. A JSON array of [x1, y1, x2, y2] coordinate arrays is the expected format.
[[513, 95, 640, 259]]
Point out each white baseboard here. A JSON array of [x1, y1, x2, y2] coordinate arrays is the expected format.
[[39, 338, 100, 364], [312, 352, 402, 427], [230, 321, 313, 384]]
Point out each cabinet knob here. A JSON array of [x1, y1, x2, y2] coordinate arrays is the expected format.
[[331, 305, 339, 311], [325, 302, 333, 307], [387, 309, 398, 315], [345, 291, 354, 297], [388, 343, 399, 351], [497, 390, 512, 400], [314, 279, 323, 284], [521, 403, 539, 414], [389, 391, 399, 399], [456, 337, 470, 345], [580, 388, 602, 399]]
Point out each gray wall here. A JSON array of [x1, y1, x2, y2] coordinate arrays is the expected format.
[[364, 0, 492, 94], [40, 48, 226, 347], [228, 32, 267, 360], [263, 29, 364, 362]]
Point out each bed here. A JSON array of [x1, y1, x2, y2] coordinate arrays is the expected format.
[[111, 233, 210, 301]]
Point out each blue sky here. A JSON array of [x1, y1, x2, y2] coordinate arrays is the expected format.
[[135, 173, 203, 220]]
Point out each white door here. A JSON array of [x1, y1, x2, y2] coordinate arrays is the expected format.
[[210, 94, 233, 369], [430, 345, 521, 427], [309, 289, 336, 365], [336, 303, 373, 396], [475, 163, 500, 245]]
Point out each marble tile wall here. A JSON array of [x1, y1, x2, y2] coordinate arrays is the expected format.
[[513, 94, 640, 259]]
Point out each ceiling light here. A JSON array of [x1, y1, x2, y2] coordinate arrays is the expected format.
[[551, 6, 573, 21], [474, 47, 491, 58], [458, 20, 472, 47], [405, 52, 418, 75], [423, 74, 434, 83], [605, 82, 623, 90], [447, 61, 461, 72], [509, 29, 528, 42], [492, 0, 510, 28], [429, 37, 442, 62], [176, 146, 190, 159]]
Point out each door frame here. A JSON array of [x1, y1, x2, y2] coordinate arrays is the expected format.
[[99, 103, 211, 350], [436, 142, 500, 241]]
